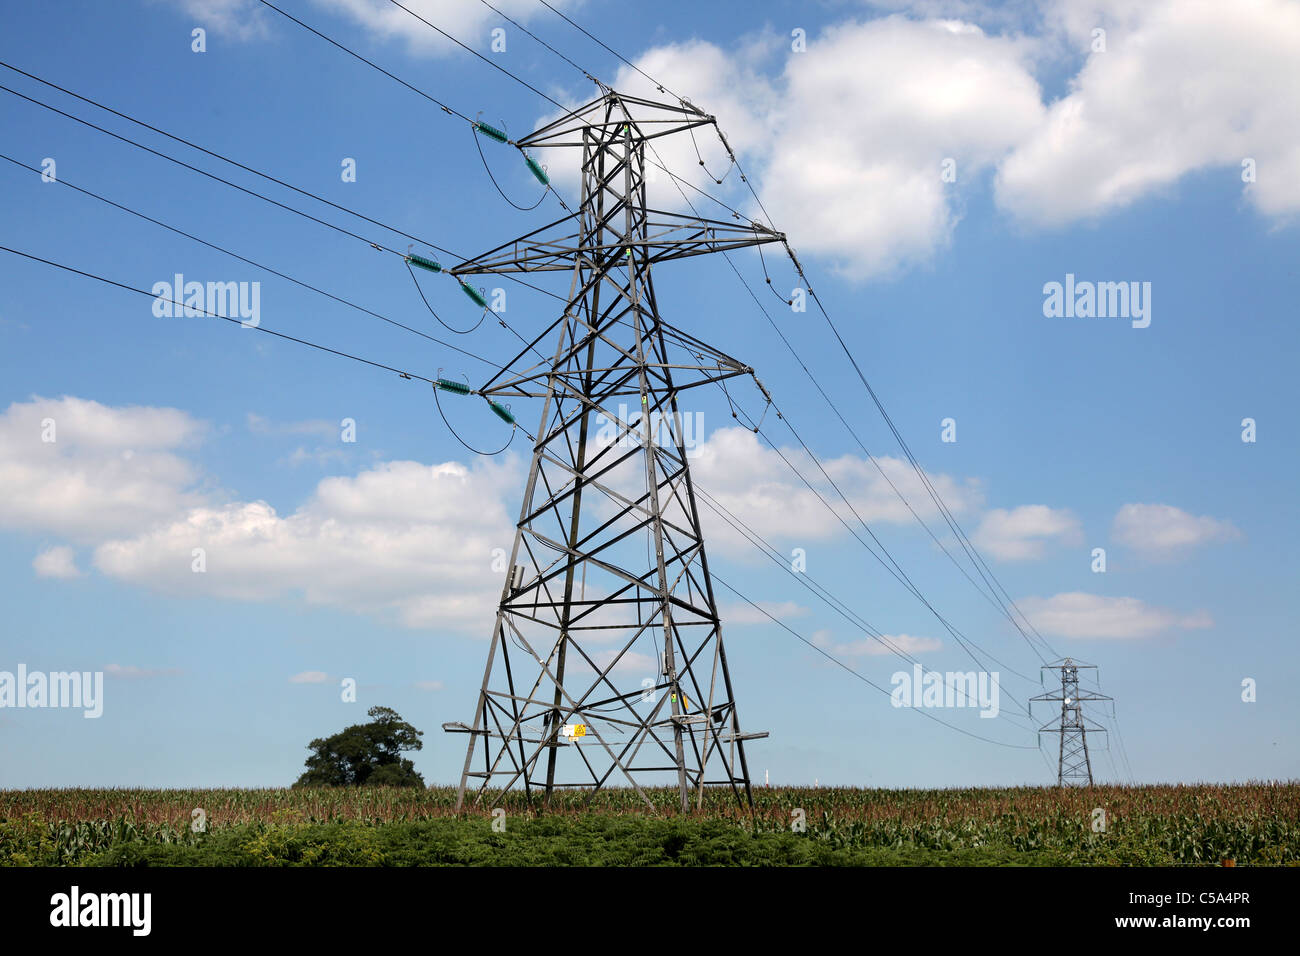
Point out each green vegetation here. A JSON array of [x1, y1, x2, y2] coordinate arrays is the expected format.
[[1, 783, 1295, 867]]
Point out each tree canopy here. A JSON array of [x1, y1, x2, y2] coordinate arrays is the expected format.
[[294, 706, 426, 788]]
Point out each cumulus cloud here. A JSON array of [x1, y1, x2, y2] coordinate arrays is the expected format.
[[178, 0, 1300, 275], [972, 504, 1082, 561], [0, 395, 521, 634], [1111, 503, 1241, 559], [0, 396, 208, 542], [1018, 591, 1213, 639], [761, 18, 1044, 278], [540, 1, 1300, 279], [997, 0, 1300, 225], [0, 396, 1074, 641], [174, 0, 1300, 280], [33, 545, 81, 579], [689, 427, 982, 556], [564, 18, 1044, 280], [93, 457, 521, 632]]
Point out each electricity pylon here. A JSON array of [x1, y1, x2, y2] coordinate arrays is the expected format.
[[443, 89, 782, 813], [1031, 658, 1111, 786]]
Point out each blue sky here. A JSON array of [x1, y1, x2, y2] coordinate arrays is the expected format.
[[0, 0, 1296, 790]]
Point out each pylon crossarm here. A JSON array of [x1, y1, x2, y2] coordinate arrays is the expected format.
[[451, 219, 783, 274], [516, 93, 711, 151], [480, 358, 750, 401]]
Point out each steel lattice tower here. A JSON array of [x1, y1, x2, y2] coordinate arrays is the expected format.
[[1031, 658, 1111, 786], [443, 90, 782, 813]]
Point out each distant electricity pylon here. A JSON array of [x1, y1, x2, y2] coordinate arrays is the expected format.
[[443, 89, 782, 813], [1031, 658, 1111, 786]]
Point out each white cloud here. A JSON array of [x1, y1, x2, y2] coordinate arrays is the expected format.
[[0, 397, 511, 634], [167, 0, 586, 52], [972, 504, 1082, 561], [415, 679, 444, 691], [689, 426, 982, 556], [174, 1, 1300, 276], [812, 629, 942, 656], [166, 0, 272, 40], [0, 396, 208, 542], [763, 18, 1044, 279], [105, 664, 183, 679], [541, 1, 1300, 279], [33, 545, 81, 579], [307, 0, 582, 55], [583, 18, 1044, 280], [1018, 591, 1213, 639], [289, 670, 331, 684], [0, 397, 1086, 645], [997, 0, 1300, 225], [1111, 503, 1241, 559], [93, 457, 521, 632]]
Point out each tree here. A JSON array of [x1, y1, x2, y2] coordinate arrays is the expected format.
[[294, 706, 426, 788]]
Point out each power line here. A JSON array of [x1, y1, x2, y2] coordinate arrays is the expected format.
[[643, 345, 1044, 712], [258, 1, 582, 219], [0, 73, 575, 389], [0, 244, 440, 384], [473, 14, 1060, 686], [797, 273, 1059, 661], [381, 0, 568, 111], [661, 114, 1054, 665], [758, 404, 1040, 692], [405, 259, 488, 336], [723, 245, 1054, 651], [257, 0, 475, 123], [0, 79, 400, 252], [339, 0, 736, 223], [0, 60, 568, 305], [508, 9, 1060, 665], [433, 386, 517, 457], [633, 129, 1043, 695], [690, 480, 1037, 734], [535, 0, 677, 98], [662, 132, 1057, 665], [0, 152, 502, 370], [474, 0, 600, 83], [471, 124, 549, 211], [710, 572, 1038, 750]]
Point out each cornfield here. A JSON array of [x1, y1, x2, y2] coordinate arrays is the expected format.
[[2, 783, 1296, 866]]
